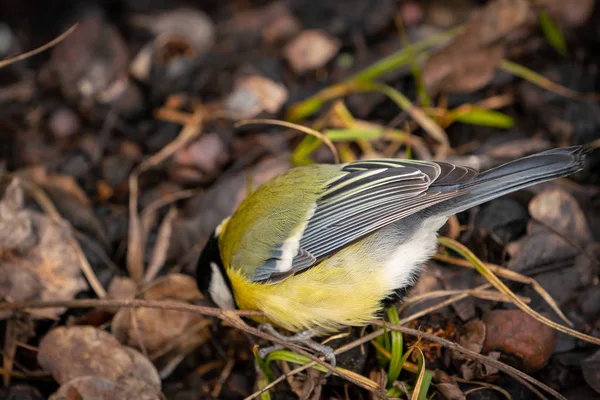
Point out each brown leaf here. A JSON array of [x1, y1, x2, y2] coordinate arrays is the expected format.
[[172, 155, 291, 258], [38, 326, 161, 388], [506, 223, 579, 272], [0, 179, 88, 319], [458, 319, 486, 354], [436, 382, 466, 400], [423, 0, 534, 94], [423, 42, 505, 94], [111, 274, 208, 367], [49, 376, 160, 400], [21, 168, 108, 247]]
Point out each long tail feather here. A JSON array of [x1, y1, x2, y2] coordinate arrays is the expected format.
[[431, 146, 590, 216]]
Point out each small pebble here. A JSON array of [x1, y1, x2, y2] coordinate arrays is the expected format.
[[49, 107, 80, 138], [284, 29, 341, 74], [483, 309, 556, 372]]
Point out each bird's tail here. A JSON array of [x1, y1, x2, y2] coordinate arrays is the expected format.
[[432, 146, 590, 217]]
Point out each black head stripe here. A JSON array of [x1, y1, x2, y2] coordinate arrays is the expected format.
[[195, 232, 236, 308]]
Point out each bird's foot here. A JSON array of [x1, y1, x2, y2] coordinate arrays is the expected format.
[[257, 323, 336, 377]]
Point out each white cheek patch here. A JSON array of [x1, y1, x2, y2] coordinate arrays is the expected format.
[[209, 262, 235, 310]]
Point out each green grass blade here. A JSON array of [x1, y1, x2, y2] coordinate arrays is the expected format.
[[386, 305, 404, 386], [452, 108, 514, 129], [499, 59, 579, 98], [351, 26, 462, 83], [538, 10, 567, 57], [324, 128, 386, 141], [286, 26, 462, 122]]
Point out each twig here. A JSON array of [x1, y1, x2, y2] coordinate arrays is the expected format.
[[143, 206, 178, 284], [127, 108, 204, 282], [211, 359, 235, 397], [0, 24, 78, 69], [370, 321, 561, 400], [236, 119, 341, 164], [439, 237, 599, 344], [434, 253, 572, 327], [19, 179, 107, 298], [0, 298, 565, 400]]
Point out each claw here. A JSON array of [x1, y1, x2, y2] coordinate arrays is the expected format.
[[257, 324, 337, 377]]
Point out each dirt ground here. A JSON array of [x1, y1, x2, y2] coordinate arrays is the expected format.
[[0, 0, 599, 399]]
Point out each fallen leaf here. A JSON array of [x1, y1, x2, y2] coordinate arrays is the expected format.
[[21, 167, 108, 247], [506, 222, 579, 272], [0, 179, 88, 319], [38, 326, 161, 399], [458, 319, 486, 354], [49, 376, 160, 400], [172, 155, 291, 259], [50, 8, 129, 105], [111, 274, 209, 370], [423, 0, 535, 94]]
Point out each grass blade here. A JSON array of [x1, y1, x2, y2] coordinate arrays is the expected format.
[[386, 305, 404, 386], [438, 237, 600, 346], [451, 107, 514, 129], [499, 59, 579, 98], [538, 10, 567, 57], [354, 81, 449, 159]]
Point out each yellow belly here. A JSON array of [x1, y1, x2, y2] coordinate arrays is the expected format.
[[227, 231, 400, 333]]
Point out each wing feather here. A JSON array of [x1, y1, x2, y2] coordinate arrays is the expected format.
[[250, 158, 475, 283]]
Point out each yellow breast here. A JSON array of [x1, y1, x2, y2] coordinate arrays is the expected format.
[[227, 231, 400, 333]]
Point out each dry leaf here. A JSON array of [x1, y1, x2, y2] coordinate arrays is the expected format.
[[0, 179, 87, 319], [458, 319, 486, 354], [20, 167, 108, 247], [38, 326, 161, 400], [111, 274, 209, 367], [423, 0, 535, 94], [50, 376, 160, 400]]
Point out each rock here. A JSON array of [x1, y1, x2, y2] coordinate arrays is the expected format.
[[223, 75, 288, 119], [49, 107, 80, 138], [482, 309, 556, 372], [50, 8, 129, 106], [284, 30, 341, 74], [528, 188, 593, 246]]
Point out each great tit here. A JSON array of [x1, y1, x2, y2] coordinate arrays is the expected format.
[[196, 146, 589, 334]]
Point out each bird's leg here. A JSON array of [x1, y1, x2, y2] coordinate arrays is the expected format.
[[257, 324, 336, 376]]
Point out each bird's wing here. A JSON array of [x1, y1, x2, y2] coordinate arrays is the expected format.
[[249, 159, 477, 282]]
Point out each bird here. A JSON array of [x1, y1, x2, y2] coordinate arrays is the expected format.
[[195, 145, 589, 366]]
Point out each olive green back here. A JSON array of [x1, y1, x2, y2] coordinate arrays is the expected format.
[[220, 164, 342, 276]]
